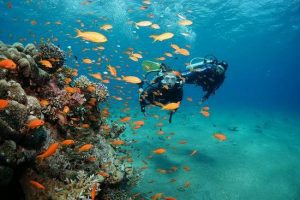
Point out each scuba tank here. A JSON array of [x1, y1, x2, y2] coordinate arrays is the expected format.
[[186, 55, 218, 70]]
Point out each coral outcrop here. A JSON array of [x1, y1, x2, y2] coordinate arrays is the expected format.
[[0, 40, 139, 199]]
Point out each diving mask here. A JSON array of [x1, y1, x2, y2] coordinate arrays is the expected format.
[[216, 65, 225, 75], [161, 73, 177, 87]]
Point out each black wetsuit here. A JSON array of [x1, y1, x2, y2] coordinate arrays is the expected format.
[[139, 74, 183, 122], [181, 64, 225, 101]]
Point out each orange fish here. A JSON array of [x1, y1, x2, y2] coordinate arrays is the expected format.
[[65, 86, 80, 93], [183, 166, 190, 171], [101, 108, 110, 117], [153, 148, 166, 154], [133, 125, 142, 129], [110, 139, 125, 146], [27, 119, 45, 129], [78, 144, 93, 152], [81, 123, 90, 128], [91, 184, 97, 200], [200, 110, 209, 117], [151, 192, 163, 200], [170, 44, 180, 50], [164, 52, 173, 57], [39, 60, 52, 68], [112, 96, 122, 101], [37, 142, 59, 160], [87, 156, 97, 162], [179, 140, 187, 144], [213, 133, 227, 141], [88, 98, 97, 106], [0, 59, 17, 70], [39, 99, 49, 107], [122, 76, 141, 84], [87, 85, 96, 92], [164, 197, 177, 200], [155, 57, 166, 61], [151, 23, 160, 29], [89, 73, 102, 80], [171, 71, 181, 77], [83, 58, 93, 64], [160, 102, 180, 110], [65, 77, 72, 85], [29, 180, 46, 190], [133, 120, 144, 126], [108, 65, 117, 76], [75, 29, 107, 43], [72, 69, 78, 77], [63, 106, 70, 114], [150, 32, 174, 42], [61, 139, 75, 146], [100, 24, 113, 31], [0, 99, 9, 109], [100, 124, 110, 131], [175, 48, 190, 56], [129, 56, 139, 61], [119, 116, 131, 122], [98, 171, 109, 177], [178, 19, 193, 26]]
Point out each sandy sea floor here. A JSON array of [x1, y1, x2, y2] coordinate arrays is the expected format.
[[116, 104, 300, 200]]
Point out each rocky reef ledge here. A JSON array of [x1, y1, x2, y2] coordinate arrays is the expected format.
[[0, 41, 140, 200]]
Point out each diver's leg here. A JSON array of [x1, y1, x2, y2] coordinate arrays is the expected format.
[[169, 111, 174, 123]]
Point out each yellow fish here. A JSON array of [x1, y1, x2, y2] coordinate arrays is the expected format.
[[151, 24, 160, 29], [175, 48, 190, 56], [150, 32, 174, 42], [135, 21, 152, 28], [39, 60, 52, 68], [122, 76, 141, 84], [178, 19, 193, 26], [75, 29, 107, 43], [100, 24, 112, 31], [154, 101, 181, 110]]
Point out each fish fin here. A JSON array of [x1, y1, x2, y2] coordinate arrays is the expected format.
[[135, 23, 139, 29], [149, 35, 157, 42], [75, 29, 82, 38]]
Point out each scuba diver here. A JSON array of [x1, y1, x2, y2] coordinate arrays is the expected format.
[[181, 55, 228, 103], [138, 62, 184, 123]]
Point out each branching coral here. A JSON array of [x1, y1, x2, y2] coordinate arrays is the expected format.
[[74, 75, 109, 103]]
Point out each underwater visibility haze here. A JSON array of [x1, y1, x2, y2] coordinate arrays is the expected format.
[[0, 0, 300, 199]]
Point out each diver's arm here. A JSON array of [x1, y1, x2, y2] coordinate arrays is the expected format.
[[200, 76, 225, 103], [201, 90, 213, 103]]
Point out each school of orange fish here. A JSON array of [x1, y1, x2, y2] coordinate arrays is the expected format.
[[0, 1, 229, 199]]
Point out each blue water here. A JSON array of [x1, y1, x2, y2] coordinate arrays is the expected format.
[[1, 0, 300, 199]]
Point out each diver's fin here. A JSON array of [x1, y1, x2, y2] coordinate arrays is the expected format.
[[142, 60, 161, 72], [169, 111, 173, 123]]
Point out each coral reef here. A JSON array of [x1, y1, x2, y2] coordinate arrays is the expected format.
[[0, 40, 139, 199], [35, 42, 66, 73]]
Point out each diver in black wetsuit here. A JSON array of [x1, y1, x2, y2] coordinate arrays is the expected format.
[[181, 55, 228, 103], [138, 64, 184, 123]]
